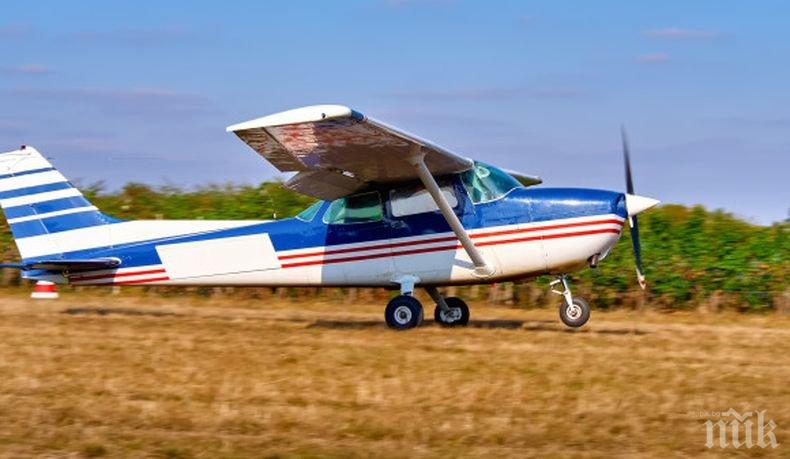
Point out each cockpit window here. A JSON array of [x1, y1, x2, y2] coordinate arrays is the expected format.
[[461, 161, 522, 203], [295, 201, 323, 222], [323, 191, 383, 225]]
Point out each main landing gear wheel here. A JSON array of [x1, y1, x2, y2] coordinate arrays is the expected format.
[[559, 297, 590, 328], [434, 297, 470, 327], [385, 295, 424, 330]]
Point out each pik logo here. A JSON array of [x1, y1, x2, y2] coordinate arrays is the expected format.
[[704, 408, 779, 449]]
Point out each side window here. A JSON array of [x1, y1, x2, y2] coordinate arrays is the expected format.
[[323, 191, 383, 225], [390, 184, 458, 217], [461, 162, 522, 203]]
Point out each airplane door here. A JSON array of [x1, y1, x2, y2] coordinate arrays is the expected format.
[[322, 191, 395, 285]]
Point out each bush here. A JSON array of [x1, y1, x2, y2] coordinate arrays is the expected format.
[[0, 183, 786, 311]]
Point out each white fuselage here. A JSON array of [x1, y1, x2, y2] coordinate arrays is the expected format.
[[59, 213, 624, 288]]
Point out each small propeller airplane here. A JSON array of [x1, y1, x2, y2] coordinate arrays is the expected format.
[[0, 105, 658, 329]]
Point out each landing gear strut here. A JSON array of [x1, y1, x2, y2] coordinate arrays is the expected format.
[[385, 275, 424, 330], [550, 275, 590, 328]]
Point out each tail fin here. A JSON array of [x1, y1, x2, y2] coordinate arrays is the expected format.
[[0, 146, 115, 260]]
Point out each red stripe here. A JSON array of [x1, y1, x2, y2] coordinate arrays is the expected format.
[[115, 276, 170, 285], [277, 235, 458, 260], [280, 228, 620, 269], [470, 218, 623, 239], [278, 218, 623, 261], [70, 268, 167, 281], [73, 275, 170, 286], [479, 228, 620, 246]]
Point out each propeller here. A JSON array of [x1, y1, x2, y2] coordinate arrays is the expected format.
[[621, 127, 648, 289]]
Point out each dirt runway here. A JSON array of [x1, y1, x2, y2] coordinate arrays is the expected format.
[[0, 294, 787, 457]]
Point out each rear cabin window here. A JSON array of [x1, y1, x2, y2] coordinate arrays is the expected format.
[[390, 184, 458, 217], [323, 191, 383, 224], [461, 162, 522, 203]]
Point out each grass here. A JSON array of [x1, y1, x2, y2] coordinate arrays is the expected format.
[[0, 292, 787, 457]]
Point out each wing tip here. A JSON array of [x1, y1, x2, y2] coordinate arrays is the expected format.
[[226, 104, 355, 132], [1, 145, 40, 156]]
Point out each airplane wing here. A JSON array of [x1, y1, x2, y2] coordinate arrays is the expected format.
[[228, 105, 543, 277], [227, 105, 474, 200]]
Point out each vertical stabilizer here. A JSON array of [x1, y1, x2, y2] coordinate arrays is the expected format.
[[0, 146, 114, 260]]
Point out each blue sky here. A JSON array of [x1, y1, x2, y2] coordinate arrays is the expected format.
[[0, 0, 787, 224]]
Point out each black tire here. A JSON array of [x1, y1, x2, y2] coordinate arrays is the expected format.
[[433, 297, 470, 327], [559, 297, 590, 328], [385, 295, 424, 330]]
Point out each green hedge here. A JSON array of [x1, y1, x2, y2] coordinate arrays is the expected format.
[[0, 182, 786, 310]]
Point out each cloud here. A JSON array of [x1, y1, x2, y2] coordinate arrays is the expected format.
[[1, 64, 51, 75], [389, 87, 582, 101], [4, 87, 215, 117], [40, 136, 124, 155], [519, 15, 536, 25], [383, 0, 453, 8], [527, 88, 582, 99], [721, 116, 790, 128], [644, 28, 719, 40], [371, 107, 512, 129], [66, 26, 187, 46], [391, 88, 521, 101], [0, 24, 31, 38], [0, 122, 27, 137], [637, 52, 670, 64]]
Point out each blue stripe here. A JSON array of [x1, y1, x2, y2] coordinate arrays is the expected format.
[[8, 220, 49, 238], [9, 210, 106, 238], [43, 211, 106, 233], [21, 221, 267, 264], [4, 196, 91, 220], [17, 186, 627, 275], [0, 181, 72, 200], [0, 167, 56, 181]]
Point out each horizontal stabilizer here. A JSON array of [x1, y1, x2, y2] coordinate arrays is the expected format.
[[0, 257, 121, 272]]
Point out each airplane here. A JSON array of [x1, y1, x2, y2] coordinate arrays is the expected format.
[[0, 105, 658, 329]]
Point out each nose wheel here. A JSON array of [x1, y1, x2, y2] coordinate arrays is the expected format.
[[559, 297, 590, 328], [551, 275, 591, 328]]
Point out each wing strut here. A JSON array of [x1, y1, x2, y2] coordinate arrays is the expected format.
[[407, 146, 494, 277]]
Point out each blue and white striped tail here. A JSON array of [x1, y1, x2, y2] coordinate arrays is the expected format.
[[0, 146, 112, 260]]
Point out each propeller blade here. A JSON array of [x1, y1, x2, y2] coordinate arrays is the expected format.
[[622, 126, 634, 195], [630, 215, 646, 289], [622, 126, 646, 289]]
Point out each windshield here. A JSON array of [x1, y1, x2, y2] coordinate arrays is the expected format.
[[461, 161, 522, 203], [295, 201, 323, 222]]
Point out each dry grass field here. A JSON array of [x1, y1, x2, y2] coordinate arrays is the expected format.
[[0, 292, 787, 458]]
